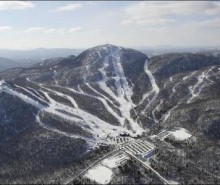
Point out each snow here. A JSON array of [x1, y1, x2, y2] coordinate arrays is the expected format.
[[0, 46, 146, 146], [39, 85, 143, 143], [36, 113, 89, 141], [1, 81, 134, 144], [14, 84, 48, 104], [171, 83, 179, 94], [187, 71, 205, 103], [151, 100, 163, 123], [169, 180, 179, 184], [0, 80, 5, 86], [141, 59, 160, 114], [81, 84, 124, 124], [96, 47, 144, 135], [161, 105, 177, 123], [156, 128, 191, 141], [160, 92, 189, 123], [53, 70, 58, 86], [84, 152, 128, 184], [183, 71, 196, 81], [0, 83, 92, 141], [187, 69, 213, 103], [86, 83, 118, 109], [171, 128, 191, 141], [111, 47, 133, 101], [97, 51, 102, 58], [0, 84, 44, 109], [102, 153, 128, 168], [84, 165, 113, 184]]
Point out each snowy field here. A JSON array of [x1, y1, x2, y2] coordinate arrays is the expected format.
[[84, 152, 129, 184], [84, 165, 113, 184], [154, 128, 192, 141], [171, 128, 192, 141]]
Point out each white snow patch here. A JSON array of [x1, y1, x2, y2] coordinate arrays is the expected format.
[[0, 80, 5, 86], [156, 128, 191, 141], [183, 71, 196, 81], [84, 152, 128, 184], [102, 153, 128, 168], [171, 128, 191, 141], [169, 180, 179, 184], [84, 165, 113, 184], [0, 84, 44, 109]]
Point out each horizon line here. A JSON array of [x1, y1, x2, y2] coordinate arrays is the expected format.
[[0, 44, 220, 51]]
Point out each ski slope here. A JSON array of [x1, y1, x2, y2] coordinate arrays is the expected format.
[[141, 59, 160, 114]]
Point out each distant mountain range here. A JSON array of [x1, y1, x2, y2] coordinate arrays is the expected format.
[[0, 46, 220, 72], [0, 48, 83, 70], [135, 46, 220, 57], [0, 57, 19, 72]]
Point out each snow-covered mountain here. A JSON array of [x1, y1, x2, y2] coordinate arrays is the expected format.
[[0, 44, 220, 183]]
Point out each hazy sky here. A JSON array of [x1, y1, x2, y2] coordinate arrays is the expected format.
[[0, 1, 220, 49]]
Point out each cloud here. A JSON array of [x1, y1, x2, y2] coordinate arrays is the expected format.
[[122, 1, 220, 26], [0, 26, 12, 31], [198, 18, 220, 28], [52, 3, 82, 12], [25, 27, 45, 33], [68, 27, 83, 32], [25, 27, 83, 33], [0, 1, 34, 10], [122, 18, 175, 26]]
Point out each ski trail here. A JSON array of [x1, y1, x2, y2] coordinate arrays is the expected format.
[[160, 95, 187, 123], [86, 83, 143, 127], [170, 82, 182, 99], [77, 85, 84, 93], [172, 83, 179, 94], [0, 84, 45, 109], [96, 47, 143, 134], [138, 91, 154, 106], [14, 84, 48, 104], [81, 90, 123, 124], [0, 82, 85, 140], [98, 55, 120, 102], [41, 86, 78, 109], [111, 47, 143, 133], [205, 67, 215, 83], [26, 86, 47, 100], [161, 71, 204, 123], [53, 69, 58, 86], [55, 84, 124, 125], [161, 69, 212, 122], [187, 69, 211, 104], [39, 90, 134, 140], [36, 113, 90, 141], [41, 84, 142, 139], [183, 71, 196, 81], [141, 59, 160, 114], [111, 47, 133, 103], [1, 82, 133, 144], [152, 100, 163, 123], [85, 83, 119, 109]]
